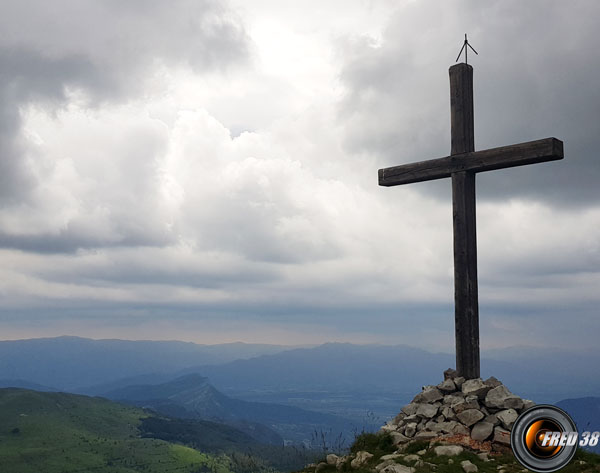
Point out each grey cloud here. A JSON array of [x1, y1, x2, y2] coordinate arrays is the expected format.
[[337, 0, 600, 206], [0, 0, 251, 247]]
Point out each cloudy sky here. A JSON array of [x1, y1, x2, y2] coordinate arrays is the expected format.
[[1, 0, 598, 351]]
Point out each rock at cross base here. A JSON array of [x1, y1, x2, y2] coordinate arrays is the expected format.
[[413, 386, 444, 403], [444, 368, 458, 380], [456, 408, 484, 426], [461, 379, 492, 398], [416, 403, 440, 418], [326, 454, 338, 465], [484, 385, 522, 409], [438, 378, 457, 392], [496, 409, 518, 430], [493, 426, 511, 445], [484, 376, 502, 388], [471, 421, 494, 441]]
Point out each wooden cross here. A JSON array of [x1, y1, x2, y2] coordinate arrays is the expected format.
[[378, 62, 564, 379]]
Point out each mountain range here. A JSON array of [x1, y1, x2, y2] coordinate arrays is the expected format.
[[103, 373, 363, 445]]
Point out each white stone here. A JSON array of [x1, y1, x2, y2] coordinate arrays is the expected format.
[[434, 445, 464, 457], [380, 454, 404, 461], [350, 450, 373, 469], [326, 454, 339, 465], [461, 460, 479, 473], [376, 460, 396, 471]]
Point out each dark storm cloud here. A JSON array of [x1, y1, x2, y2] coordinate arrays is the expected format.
[[338, 0, 600, 206]]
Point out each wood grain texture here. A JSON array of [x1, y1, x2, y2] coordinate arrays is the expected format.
[[378, 137, 563, 187], [449, 64, 479, 379], [452, 171, 480, 379]]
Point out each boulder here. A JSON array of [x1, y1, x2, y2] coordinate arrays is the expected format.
[[404, 454, 420, 463], [454, 376, 466, 388], [393, 412, 407, 424], [451, 422, 470, 435], [438, 378, 456, 392], [404, 422, 417, 438], [471, 421, 494, 441], [390, 431, 411, 445], [496, 409, 518, 430], [402, 403, 420, 416], [461, 460, 478, 473], [414, 430, 438, 440], [484, 414, 499, 426], [414, 386, 444, 403], [444, 368, 458, 380], [453, 398, 480, 414], [444, 394, 465, 405], [457, 408, 485, 427], [431, 421, 460, 434], [376, 460, 396, 471], [351, 451, 373, 469], [417, 403, 440, 418], [504, 397, 524, 410], [462, 378, 492, 398], [326, 454, 339, 465], [442, 406, 457, 420], [484, 385, 519, 409], [434, 445, 464, 457], [484, 376, 502, 388], [493, 426, 511, 445], [380, 454, 404, 461]]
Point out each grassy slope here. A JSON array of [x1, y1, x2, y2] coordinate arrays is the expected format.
[[0, 388, 233, 473]]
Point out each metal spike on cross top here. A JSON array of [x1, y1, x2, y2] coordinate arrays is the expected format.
[[378, 35, 564, 379]]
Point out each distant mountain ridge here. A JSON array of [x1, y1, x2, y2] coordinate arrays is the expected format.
[[0, 336, 294, 390], [105, 373, 363, 445]]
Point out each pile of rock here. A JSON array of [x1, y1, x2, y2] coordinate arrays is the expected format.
[[380, 369, 534, 450]]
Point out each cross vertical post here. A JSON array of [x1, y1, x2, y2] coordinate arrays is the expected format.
[[450, 63, 480, 379], [378, 55, 563, 381]]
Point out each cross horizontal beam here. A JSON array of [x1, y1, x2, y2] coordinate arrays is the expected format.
[[378, 137, 563, 187]]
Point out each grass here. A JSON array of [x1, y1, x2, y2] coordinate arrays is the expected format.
[[0, 388, 235, 473]]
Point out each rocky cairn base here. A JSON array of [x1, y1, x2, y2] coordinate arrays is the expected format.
[[302, 370, 537, 473], [380, 369, 534, 451]]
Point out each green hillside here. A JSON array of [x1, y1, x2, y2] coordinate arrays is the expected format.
[[0, 388, 237, 473]]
